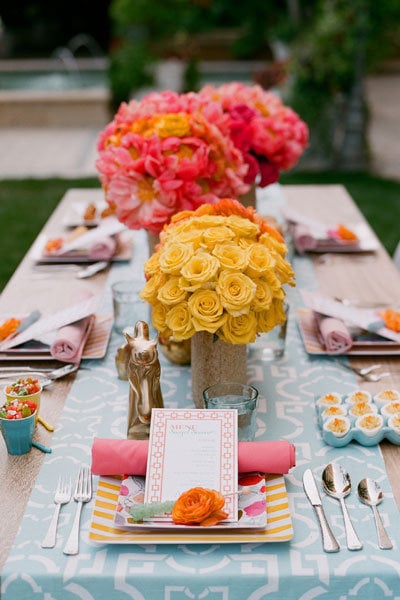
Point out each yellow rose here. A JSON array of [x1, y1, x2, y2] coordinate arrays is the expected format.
[[178, 276, 209, 293], [263, 269, 282, 293], [144, 251, 161, 278], [157, 277, 188, 305], [202, 226, 235, 249], [259, 233, 288, 258], [212, 243, 248, 271], [181, 252, 220, 283], [273, 255, 296, 286], [165, 302, 196, 340], [257, 298, 287, 333], [226, 215, 259, 239], [151, 302, 172, 336], [251, 278, 273, 312], [219, 312, 258, 344], [140, 272, 167, 303], [245, 244, 276, 278], [216, 270, 256, 316], [174, 230, 204, 248], [188, 289, 227, 333], [159, 242, 194, 274]]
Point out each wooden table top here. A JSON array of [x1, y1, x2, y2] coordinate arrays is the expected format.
[[0, 184, 399, 572]]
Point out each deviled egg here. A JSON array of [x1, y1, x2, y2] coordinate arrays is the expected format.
[[323, 416, 351, 438], [317, 392, 342, 407], [381, 401, 400, 418], [345, 390, 372, 404], [321, 405, 347, 420], [349, 401, 377, 418], [374, 389, 400, 406], [387, 414, 400, 434], [355, 414, 384, 437]]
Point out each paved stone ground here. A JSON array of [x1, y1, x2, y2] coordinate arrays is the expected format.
[[365, 73, 400, 181], [0, 74, 398, 181]]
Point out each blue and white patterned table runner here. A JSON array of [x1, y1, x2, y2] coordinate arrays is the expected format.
[[2, 186, 400, 600]]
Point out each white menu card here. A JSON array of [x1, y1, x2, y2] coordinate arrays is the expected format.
[[145, 408, 238, 521]]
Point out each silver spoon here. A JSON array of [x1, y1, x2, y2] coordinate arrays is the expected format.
[[322, 463, 363, 550], [334, 359, 382, 376], [357, 478, 393, 549], [363, 372, 390, 382]]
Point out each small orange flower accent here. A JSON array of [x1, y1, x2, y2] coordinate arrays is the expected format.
[[381, 309, 400, 333], [45, 237, 64, 253], [171, 487, 228, 527], [0, 317, 21, 341], [337, 224, 358, 241]]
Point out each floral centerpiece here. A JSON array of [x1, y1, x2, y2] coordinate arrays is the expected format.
[[96, 91, 249, 236], [198, 82, 309, 189], [141, 198, 295, 406]]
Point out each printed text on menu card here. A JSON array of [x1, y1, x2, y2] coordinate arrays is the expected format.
[[145, 409, 238, 521]]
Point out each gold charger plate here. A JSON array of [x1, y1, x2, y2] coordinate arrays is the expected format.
[[89, 474, 293, 544]]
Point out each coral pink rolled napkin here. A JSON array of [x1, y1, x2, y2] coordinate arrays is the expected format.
[[293, 224, 318, 253], [91, 438, 296, 476], [88, 236, 117, 261], [50, 315, 95, 364], [314, 312, 353, 354]]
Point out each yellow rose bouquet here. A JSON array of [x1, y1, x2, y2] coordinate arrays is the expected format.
[[141, 199, 295, 345]]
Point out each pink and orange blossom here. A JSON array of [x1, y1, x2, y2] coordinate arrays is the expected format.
[[198, 82, 309, 187], [96, 91, 249, 234]]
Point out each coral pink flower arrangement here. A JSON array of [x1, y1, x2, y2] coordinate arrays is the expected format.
[[96, 91, 249, 234], [198, 82, 309, 187]]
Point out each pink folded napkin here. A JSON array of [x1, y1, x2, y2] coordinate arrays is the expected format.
[[50, 315, 95, 363], [292, 224, 318, 253], [87, 236, 117, 261], [91, 438, 296, 476], [314, 312, 353, 354]]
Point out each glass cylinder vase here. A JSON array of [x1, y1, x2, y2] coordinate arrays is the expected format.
[[190, 331, 247, 408]]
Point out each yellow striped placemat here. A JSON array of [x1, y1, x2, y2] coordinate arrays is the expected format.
[[89, 474, 293, 544]]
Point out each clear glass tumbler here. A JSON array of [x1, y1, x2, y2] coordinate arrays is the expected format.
[[203, 381, 258, 441]]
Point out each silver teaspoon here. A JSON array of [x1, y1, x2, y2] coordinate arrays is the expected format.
[[322, 463, 363, 550], [357, 478, 393, 549]]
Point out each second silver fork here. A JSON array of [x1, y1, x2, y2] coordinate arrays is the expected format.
[[41, 476, 72, 548], [63, 465, 92, 555]]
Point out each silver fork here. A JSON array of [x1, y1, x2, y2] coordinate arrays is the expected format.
[[63, 465, 92, 555], [41, 476, 72, 548]]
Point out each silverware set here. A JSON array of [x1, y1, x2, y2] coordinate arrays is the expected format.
[[334, 358, 390, 382], [303, 463, 393, 552], [41, 465, 92, 554], [31, 260, 109, 279]]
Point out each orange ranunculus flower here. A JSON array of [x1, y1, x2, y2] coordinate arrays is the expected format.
[[171, 487, 228, 527], [0, 317, 21, 341], [337, 224, 358, 241], [44, 237, 64, 253], [381, 308, 400, 333]]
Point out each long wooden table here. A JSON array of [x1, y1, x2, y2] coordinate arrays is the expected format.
[[0, 184, 399, 578], [283, 185, 400, 508]]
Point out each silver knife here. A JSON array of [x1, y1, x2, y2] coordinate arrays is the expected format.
[[303, 468, 340, 552]]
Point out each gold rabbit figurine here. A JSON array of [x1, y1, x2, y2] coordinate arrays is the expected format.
[[125, 321, 164, 439]]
